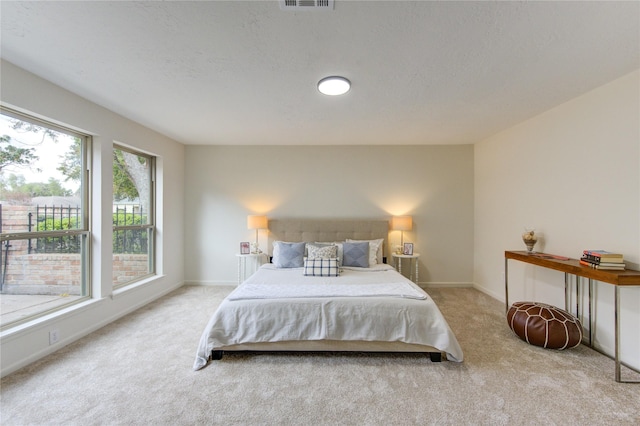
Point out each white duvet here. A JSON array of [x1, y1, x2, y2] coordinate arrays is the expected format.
[[194, 264, 463, 370], [229, 264, 427, 300]]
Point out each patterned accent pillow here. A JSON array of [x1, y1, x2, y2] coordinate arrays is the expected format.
[[346, 238, 383, 265], [314, 242, 344, 265], [342, 242, 370, 268], [303, 258, 340, 277], [272, 241, 306, 268], [307, 244, 338, 259]]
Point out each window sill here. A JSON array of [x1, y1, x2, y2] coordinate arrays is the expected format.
[[111, 274, 165, 300]]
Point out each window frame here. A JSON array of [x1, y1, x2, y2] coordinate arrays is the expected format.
[[112, 144, 156, 288], [0, 107, 91, 329]]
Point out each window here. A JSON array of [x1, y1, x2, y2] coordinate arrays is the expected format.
[[112, 145, 155, 287], [0, 108, 90, 329]]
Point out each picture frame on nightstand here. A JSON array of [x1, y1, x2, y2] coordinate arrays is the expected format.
[[403, 242, 414, 255], [240, 241, 250, 254]]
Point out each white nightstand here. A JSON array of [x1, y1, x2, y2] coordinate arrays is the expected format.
[[236, 253, 268, 284], [392, 253, 420, 284]]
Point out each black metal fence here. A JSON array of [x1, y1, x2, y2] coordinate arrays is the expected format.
[[113, 204, 149, 255], [26, 204, 148, 254], [29, 205, 82, 253]]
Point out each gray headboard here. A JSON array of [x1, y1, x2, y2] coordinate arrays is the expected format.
[[267, 219, 389, 258]]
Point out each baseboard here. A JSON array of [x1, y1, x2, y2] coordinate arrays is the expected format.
[[419, 282, 474, 289], [190, 281, 478, 289], [184, 280, 237, 286], [472, 283, 504, 302]]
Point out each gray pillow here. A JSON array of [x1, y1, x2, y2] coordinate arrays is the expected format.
[[272, 241, 306, 268], [342, 241, 369, 268]]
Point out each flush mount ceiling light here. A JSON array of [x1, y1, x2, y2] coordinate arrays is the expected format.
[[317, 76, 351, 96]]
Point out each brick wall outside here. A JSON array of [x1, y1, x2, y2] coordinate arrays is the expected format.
[[113, 254, 150, 286], [1, 205, 32, 255], [1, 253, 149, 295], [1, 205, 150, 295]]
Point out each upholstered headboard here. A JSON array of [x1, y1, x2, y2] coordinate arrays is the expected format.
[[267, 219, 389, 259]]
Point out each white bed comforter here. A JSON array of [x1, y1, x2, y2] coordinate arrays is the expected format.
[[194, 264, 463, 370], [229, 264, 427, 300]]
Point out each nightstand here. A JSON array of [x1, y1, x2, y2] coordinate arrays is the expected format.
[[392, 253, 420, 284], [236, 253, 268, 284]]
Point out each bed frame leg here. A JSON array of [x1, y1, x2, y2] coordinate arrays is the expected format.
[[211, 350, 224, 360], [429, 352, 442, 362]]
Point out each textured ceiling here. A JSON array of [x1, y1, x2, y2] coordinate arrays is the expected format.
[[1, 1, 638, 146]]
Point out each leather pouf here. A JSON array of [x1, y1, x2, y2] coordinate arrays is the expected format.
[[507, 301, 582, 349]]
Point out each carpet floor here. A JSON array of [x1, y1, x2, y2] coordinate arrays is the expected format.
[[1, 285, 638, 425]]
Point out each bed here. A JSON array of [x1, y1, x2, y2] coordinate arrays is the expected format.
[[193, 219, 463, 370]]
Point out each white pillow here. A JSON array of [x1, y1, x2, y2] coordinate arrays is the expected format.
[[346, 238, 383, 265]]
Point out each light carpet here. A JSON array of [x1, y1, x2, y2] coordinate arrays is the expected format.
[[1, 285, 638, 425]]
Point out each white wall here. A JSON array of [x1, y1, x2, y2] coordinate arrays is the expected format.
[[0, 60, 185, 377], [474, 70, 640, 372], [184, 145, 474, 286]]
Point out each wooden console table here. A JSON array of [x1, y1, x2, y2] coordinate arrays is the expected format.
[[504, 250, 640, 383]]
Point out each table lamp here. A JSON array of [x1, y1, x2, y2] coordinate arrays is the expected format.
[[391, 216, 412, 247], [247, 215, 268, 253]]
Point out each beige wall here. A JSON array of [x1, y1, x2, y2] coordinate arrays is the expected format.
[[184, 145, 474, 286], [474, 70, 640, 371]]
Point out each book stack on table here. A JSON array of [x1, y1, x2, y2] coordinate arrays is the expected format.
[[580, 250, 625, 270]]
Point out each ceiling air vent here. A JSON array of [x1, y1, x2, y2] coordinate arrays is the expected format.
[[279, 0, 334, 11]]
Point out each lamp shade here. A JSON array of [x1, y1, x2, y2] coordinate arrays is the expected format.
[[247, 215, 268, 230], [391, 216, 412, 231]]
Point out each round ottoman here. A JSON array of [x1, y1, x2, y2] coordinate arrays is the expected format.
[[507, 301, 582, 349]]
